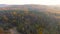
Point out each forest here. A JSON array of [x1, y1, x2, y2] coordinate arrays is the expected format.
[[0, 9, 60, 34]]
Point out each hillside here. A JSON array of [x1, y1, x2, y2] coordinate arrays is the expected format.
[[0, 4, 59, 19], [0, 4, 60, 34]]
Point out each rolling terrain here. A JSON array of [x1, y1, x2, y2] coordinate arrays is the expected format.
[[0, 4, 60, 34]]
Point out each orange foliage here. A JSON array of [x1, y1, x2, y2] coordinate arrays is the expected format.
[[0, 28, 4, 34]]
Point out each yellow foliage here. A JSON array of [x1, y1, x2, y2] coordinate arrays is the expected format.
[[0, 28, 4, 34], [13, 12, 17, 15], [37, 28, 43, 34], [3, 15, 8, 21]]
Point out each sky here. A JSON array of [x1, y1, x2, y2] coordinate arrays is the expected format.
[[0, 0, 60, 5]]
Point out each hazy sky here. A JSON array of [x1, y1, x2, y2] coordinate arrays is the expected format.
[[0, 0, 60, 5]]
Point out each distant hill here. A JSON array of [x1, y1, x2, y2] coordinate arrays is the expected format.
[[0, 4, 8, 7], [0, 4, 50, 11], [0, 4, 60, 19]]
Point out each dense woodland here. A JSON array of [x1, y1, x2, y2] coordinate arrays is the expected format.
[[0, 10, 60, 34]]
